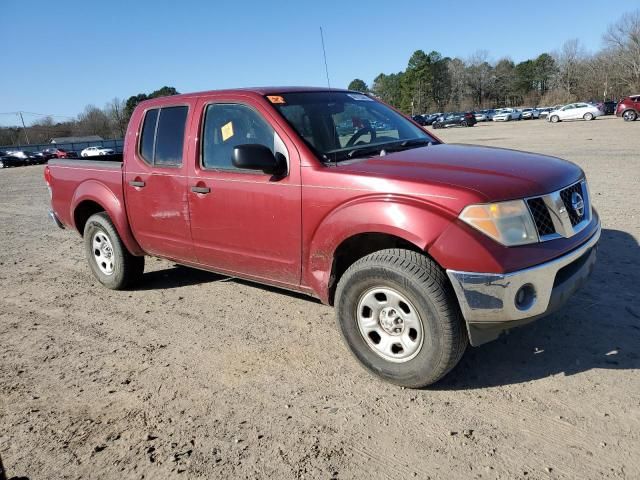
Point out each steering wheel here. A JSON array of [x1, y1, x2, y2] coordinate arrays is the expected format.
[[345, 125, 376, 147]]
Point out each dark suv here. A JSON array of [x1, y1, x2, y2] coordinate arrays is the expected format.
[[432, 112, 477, 128], [615, 95, 640, 121]]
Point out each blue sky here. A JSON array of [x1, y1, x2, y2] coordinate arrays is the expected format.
[[1, 0, 638, 126]]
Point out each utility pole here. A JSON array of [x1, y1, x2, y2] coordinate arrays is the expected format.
[[18, 112, 30, 144]]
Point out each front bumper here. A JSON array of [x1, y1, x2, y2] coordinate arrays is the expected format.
[[446, 222, 600, 346]]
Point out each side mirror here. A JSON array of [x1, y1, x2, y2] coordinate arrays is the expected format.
[[232, 144, 286, 175]]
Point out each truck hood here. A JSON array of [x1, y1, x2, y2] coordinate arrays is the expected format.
[[339, 143, 583, 202]]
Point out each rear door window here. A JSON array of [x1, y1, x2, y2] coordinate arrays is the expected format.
[[138, 106, 188, 167]]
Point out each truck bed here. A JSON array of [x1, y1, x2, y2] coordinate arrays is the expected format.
[[48, 157, 125, 232]]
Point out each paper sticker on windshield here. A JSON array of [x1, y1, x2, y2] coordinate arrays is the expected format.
[[267, 95, 286, 104], [221, 121, 234, 142], [347, 93, 373, 101]]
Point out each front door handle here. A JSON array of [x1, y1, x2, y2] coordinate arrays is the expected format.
[[191, 185, 211, 194], [129, 180, 145, 188]]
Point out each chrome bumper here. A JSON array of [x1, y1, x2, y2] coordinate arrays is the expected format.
[[447, 222, 600, 345], [49, 210, 65, 229]]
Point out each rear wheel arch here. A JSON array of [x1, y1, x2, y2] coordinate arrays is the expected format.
[[74, 200, 106, 234]]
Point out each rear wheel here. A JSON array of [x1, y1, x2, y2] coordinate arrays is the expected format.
[[623, 110, 637, 122], [0, 160, 4, 169], [461, 120, 469, 127], [335, 249, 468, 388], [83, 212, 144, 290], [583, 112, 594, 121], [550, 115, 560, 123]]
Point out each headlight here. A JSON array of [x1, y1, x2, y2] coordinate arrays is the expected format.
[[459, 200, 538, 246]]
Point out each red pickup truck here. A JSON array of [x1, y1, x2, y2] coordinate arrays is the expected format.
[[45, 87, 600, 387]]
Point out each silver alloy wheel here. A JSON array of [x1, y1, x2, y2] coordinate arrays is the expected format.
[[623, 110, 636, 121], [356, 287, 424, 363], [584, 113, 593, 120], [0, 160, 4, 168], [92, 230, 115, 275]]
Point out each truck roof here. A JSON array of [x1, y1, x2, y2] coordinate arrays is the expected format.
[[138, 86, 353, 106]]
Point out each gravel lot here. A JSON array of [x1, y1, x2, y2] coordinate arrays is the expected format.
[[1, 116, 639, 479]]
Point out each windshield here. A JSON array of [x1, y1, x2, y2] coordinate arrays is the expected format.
[[270, 91, 437, 163]]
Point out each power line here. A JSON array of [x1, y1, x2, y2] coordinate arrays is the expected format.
[[0, 111, 76, 119]]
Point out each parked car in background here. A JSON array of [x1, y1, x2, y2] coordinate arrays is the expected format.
[[548, 103, 603, 123], [4, 150, 44, 165], [474, 111, 488, 122], [432, 112, 477, 128], [41, 148, 78, 159], [521, 108, 540, 120], [601, 101, 617, 115], [411, 115, 428, 126], [81, 146, 115, 157], [0, 152, 25, 168], [615, 95, 640, 121], [493, 108, 521, 121], [482, 109, 496, 120], [423, 113, 442, 125], [538, 107, 552, 118]]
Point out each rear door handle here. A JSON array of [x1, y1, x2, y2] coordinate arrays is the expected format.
[[191, 185, 211, 194], [129, 180, 145, 188]]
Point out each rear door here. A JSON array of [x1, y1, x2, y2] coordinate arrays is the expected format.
[[123, 102, 196, 261], [186, 95, 302, 286]]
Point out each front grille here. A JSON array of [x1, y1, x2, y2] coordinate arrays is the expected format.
[[525, 180, 590, 241], [527, 197, 555, 236], [559, 183, 585, 226]]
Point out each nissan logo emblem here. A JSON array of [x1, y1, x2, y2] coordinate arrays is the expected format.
[[571, 191, 585, 218]]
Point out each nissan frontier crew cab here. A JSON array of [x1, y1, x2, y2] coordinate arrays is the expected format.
[[45, 87, 600, 387]]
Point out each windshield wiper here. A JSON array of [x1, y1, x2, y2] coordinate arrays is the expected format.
[[327, 138, 434, 163], [385, 138, 433, 152]]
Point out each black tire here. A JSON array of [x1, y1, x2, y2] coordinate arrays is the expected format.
[[550, 115, 560, 123], [335, 249, 468, 388], [623, 110, 637, 122], [461, 120, 468, 127], [83, 212, 144, 290]]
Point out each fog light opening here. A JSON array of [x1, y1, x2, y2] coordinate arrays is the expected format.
[[515, 284, 536, 311]]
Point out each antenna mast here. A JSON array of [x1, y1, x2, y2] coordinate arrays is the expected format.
[[320, 26, 331, 87]]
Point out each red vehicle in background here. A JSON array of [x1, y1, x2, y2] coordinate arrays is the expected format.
[[42, 148, 77, 159], [615, 94, 640, 121], [44, 87, 600, 387]]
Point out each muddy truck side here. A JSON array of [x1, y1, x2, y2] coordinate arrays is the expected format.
[[45, 87, 600, 387]]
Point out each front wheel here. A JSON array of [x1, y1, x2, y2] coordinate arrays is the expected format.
[[584, 112, 594, 121], [461, 120, 468, 127], [335, 249, 468, 388], [84, 212, 144, 290], [550, 115, 560, 123], [623, 110, 637, 122]]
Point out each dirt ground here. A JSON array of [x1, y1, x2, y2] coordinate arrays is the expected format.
[[1, 116, 639, 479]]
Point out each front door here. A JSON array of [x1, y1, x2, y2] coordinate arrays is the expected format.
[[187, 97, 302, 286], [124, 103, 196, 261]]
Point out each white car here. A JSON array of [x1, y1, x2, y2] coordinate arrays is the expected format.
[[521, 108, 540, 120], [493, 108, 522, 121], [547, 103, 603, 123], [81, 146, 115, 157]]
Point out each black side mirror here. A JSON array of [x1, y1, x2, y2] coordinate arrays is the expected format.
[[232, 144, 286, 175]]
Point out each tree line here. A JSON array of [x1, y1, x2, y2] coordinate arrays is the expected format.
[[348, 10, 640, 114], [0, 87, 179, 147]]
